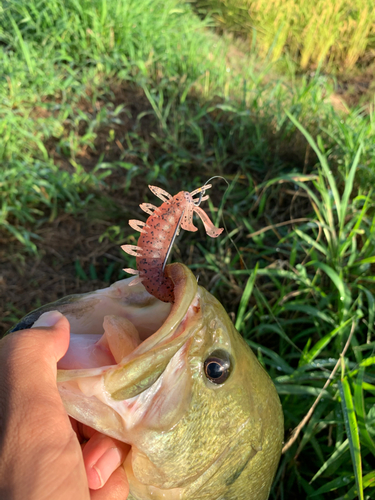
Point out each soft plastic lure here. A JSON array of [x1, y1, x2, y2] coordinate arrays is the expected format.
[[122, 183, 223, 303]]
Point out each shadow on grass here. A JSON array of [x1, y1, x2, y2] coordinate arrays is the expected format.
[[0, 80, 316, 332]]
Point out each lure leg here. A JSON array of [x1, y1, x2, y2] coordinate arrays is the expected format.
[[140, 203, 157, 216], [180, 206, 198, 232], [193, 206, 223, 238], [128, 276, 144, 287], [190, 184, 212, 198], [123, 268, 139, 275], [192, 194, 209, 205], [121, 245, 143, 257], [129, 220, 147, 233], [148, 185, 172, 202]]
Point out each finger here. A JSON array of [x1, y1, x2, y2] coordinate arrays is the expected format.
[[0, 312, 71, 413], [70, 417, 97, 443], [0, 310, 72, 438], [90, 465, 129, 500], [82, 432, 130, 490], [0, 311, 71, 385], [2, 310, 70, 366], [0, 311, 74, 451]]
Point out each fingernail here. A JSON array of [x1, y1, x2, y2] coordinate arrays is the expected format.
[[32, 311, 63, 328], [92, 447, 122, 488]]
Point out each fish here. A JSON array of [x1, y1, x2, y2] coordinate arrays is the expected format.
[[10, 263, 284, 500]]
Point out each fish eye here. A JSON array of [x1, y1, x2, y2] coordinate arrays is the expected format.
[[204, 349, 231, 385]]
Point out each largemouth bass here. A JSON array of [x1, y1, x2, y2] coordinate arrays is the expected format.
[[10, 263, 283, 500]]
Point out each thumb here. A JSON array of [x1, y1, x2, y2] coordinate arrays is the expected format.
[[0, 310, 72, 430], [0, 310, 71, 432], [31, 310, 70, 366], [0, 312, 90, 500], [0, 311, 71, 384]]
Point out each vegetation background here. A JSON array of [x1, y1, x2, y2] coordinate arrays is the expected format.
[[1, 0, 375, 498]]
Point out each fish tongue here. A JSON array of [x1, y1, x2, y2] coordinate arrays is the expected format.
[[101, 315, 141, 363]]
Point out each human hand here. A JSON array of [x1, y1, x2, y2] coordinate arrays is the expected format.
[[0, 311, 130, 500]]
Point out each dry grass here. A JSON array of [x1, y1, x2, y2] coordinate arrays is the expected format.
[[195, 0, 375, 71]]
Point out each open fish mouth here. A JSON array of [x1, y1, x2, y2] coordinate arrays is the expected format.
[[10, 263, 201, 440]]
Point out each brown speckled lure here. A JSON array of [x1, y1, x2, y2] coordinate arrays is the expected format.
[[122, 184, 223, 303]]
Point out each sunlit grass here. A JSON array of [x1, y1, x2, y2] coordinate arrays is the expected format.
[[2, 0, 375, 252], [193, 0, 375, 71]]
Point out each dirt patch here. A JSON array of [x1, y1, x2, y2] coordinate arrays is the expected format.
[[0, 180, 314, 336], [0, 82, 165, 334], [333, 67, 375, 109]]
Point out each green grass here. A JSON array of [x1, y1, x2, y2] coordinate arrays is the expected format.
[[3, 0, 375, 253], [2, 0, 375, 498], [0, 0, 227, 250], [226, 126, 375, 499]]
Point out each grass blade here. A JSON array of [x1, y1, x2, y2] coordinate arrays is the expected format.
[[8, 15, 34, 75], [310, 475, 354, 497], [308, 260, 352, 313], [310, 439, 349, 483], [285, 111, 341, 221], [339, 377, 364, 500], [294, 228, 327, 255], [358, 285, 375, 339], [235, 262, 258, 332], [246, 340, 294, 374], [354, 366, 375, 457], [339, 144, 362, 234], [75, 260, 88, 281], [281, 303, 334, 325], [301, 318, 352, 365], [335, 471, 375, 500]]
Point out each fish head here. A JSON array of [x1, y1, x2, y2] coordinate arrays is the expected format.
[[11, 263, 283, 500], [122, 273, 284, 500]]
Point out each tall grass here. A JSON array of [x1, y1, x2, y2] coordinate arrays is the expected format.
[[127, 97, 375, 496], [3, 0, 375, 254], [192, 121, 375, 498], [3, 0, 375, 252], [193, 0, 375, 71]]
